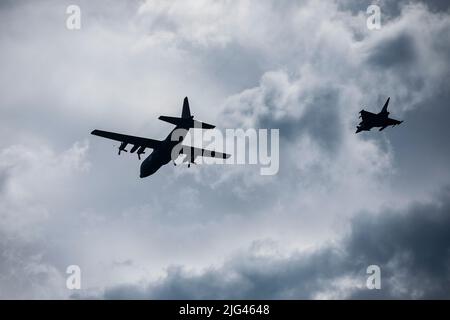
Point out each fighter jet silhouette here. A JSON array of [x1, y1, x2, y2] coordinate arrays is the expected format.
[[91, 97, 230, 178], [356, 97, 403, 133]]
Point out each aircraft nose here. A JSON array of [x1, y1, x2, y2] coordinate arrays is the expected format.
[[139, 166, 151, 178], [139, 158, 157, 178], [140, 161, 149, 178], [140, 168, 153, 178]]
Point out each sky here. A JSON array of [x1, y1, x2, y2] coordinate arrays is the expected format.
[[0, 0, 449, 299]]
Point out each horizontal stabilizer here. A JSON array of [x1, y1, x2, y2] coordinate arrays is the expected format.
[[192, 120, 215, 129], [180, 146, 231, 160], [158, 116, 215, 129]]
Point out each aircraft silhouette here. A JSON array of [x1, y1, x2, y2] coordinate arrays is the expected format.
[[356, 97, 403, 133], [91, 97, 230, 178]]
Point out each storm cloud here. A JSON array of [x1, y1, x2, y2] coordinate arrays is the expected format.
[[0, 0, 449, 299], [103, 188, 450, 299]]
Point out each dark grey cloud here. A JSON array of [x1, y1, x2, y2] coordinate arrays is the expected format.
[[366, 32, 417, 68], [339, 0, 450, 17], [345, 189, 450, 299], [102, 188, 450, 299], [258, 88, 343, 153], [384, 90, 450, 198]]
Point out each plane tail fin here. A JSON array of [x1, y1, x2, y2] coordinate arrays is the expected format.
[[381, 97, 390, 114], [182, 97, 191, 119], [158, 97, 215, 129]]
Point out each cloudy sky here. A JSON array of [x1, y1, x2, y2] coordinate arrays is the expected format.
[[0, 0, 449, 299]]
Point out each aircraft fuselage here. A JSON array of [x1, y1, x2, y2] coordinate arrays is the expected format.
[[364, 114, 394, 127], [140, 125, 188, 178], [356, 112, 402, 133]]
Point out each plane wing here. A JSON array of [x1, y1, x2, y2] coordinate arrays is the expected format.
[[387, 117, 403, 125], [359, 110, 376, 120], [180, 146, 231, 160], [91, 129, 162, 149]]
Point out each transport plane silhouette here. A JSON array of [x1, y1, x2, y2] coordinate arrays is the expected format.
[[356, 97, 403, 133], [91, 97, 230, 178]]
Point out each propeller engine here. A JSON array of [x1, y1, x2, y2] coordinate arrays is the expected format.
[[118, 142, 128, 155], [137, 146, 146, 160]]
